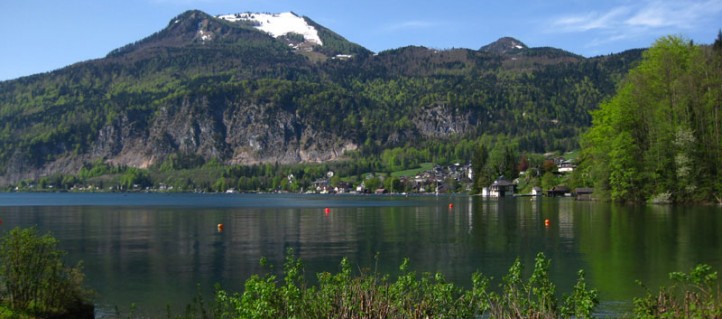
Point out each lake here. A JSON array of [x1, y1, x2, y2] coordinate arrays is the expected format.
[[0, 193, 720, 317]]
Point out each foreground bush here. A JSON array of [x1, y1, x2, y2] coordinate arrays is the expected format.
[[192, 250, 597, 319], [633, 264, 722, 318], [0, 227, 94, 318]]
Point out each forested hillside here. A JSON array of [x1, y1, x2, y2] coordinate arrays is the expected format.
[[0, 9, 643, 186], [579, 35, 722, 203]]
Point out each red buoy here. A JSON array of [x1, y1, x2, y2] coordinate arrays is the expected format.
[[324, 207, 330, 214], [544, 219, 550, 227], [448, 203, 454, 209]]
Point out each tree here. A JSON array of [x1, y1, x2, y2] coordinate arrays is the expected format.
[[580, 35, 722, 202], [0, 227, 93, 317], [384, 176, 403, 193], [541, 172, 557, 191], [119, 168, 151, 190], [364, 176, 382, 191], [517, 154, 529, 173], [608, 132, 642, 201], [471, 145, 489, 193], [488, 141, 519, 180]]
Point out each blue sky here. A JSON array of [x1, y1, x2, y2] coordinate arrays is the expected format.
[[1, 0, 721, 81]]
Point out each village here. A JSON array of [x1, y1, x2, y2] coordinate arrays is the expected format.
[[304, 155, 593, 199], [18, 153, 593, 197]]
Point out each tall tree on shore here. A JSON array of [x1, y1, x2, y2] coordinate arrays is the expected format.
[[581, 35, 722, 203], [471, 144, 490, 193]]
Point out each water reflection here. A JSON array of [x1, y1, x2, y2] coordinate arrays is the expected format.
[[0, 193, 720, 317], [574, 203, 722, 307]]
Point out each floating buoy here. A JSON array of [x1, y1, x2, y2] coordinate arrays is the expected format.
[[448, 203, 454, 209], [217, 223, 224, 232], [324, 207, 330, 214], [544, 219, 551, 227]]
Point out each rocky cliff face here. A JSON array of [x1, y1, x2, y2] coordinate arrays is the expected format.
[[411, 103, 476, 138], [87, 95, 358, 170]]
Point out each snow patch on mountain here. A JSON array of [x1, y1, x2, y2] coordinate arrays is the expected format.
[[218, 12, 323, 46]]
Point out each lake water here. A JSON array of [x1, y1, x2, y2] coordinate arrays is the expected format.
[[0, 193, 721, 317]]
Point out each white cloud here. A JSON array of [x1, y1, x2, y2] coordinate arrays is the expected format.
[[551, 0, 722, 31], [626, 0, 722, 28], [547, 0, 722, 49], [625, 4, 668, 27], [552, 6, 630, 32]]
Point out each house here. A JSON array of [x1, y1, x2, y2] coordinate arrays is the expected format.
[[547, 185, 571, 197], [574, 188, 594, 200], [489, 176, 515, 197], [356, 183, 366, 193], [313, 178, 329, 192], [334, 182, 352, 194], [481, 187, 490, 197], [531, 187, 543, 196], [558, 160, 576, 173]]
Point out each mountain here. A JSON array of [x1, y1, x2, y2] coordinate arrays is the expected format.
[[480, 36, 528, 54], [108, 10, 369, 61], [0, 10, 644, 185]]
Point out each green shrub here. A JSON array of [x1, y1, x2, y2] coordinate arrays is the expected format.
[[633, 264, 722, 318], [561, 270, 597, 318], [203, 250, 596, 319], [486, 252, 598, 319], [0, 227, 93, 318]]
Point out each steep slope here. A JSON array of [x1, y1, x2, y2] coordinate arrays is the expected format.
[[213, 11, 371, 60], [303, 16, 372, 58], [108, 10, 279, 56], [0, 10, 644, 185]]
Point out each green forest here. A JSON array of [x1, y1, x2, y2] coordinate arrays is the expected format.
[[579, 34, 722, 203]]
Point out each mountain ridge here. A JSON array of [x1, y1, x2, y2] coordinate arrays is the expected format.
[[1, 10, 624, 83], [0, 9, 645, 185]]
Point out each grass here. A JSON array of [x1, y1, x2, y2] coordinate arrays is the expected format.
[[391, 162, 434, 177]]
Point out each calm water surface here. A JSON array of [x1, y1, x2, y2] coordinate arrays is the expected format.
[[0, 193, 721, 317]]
